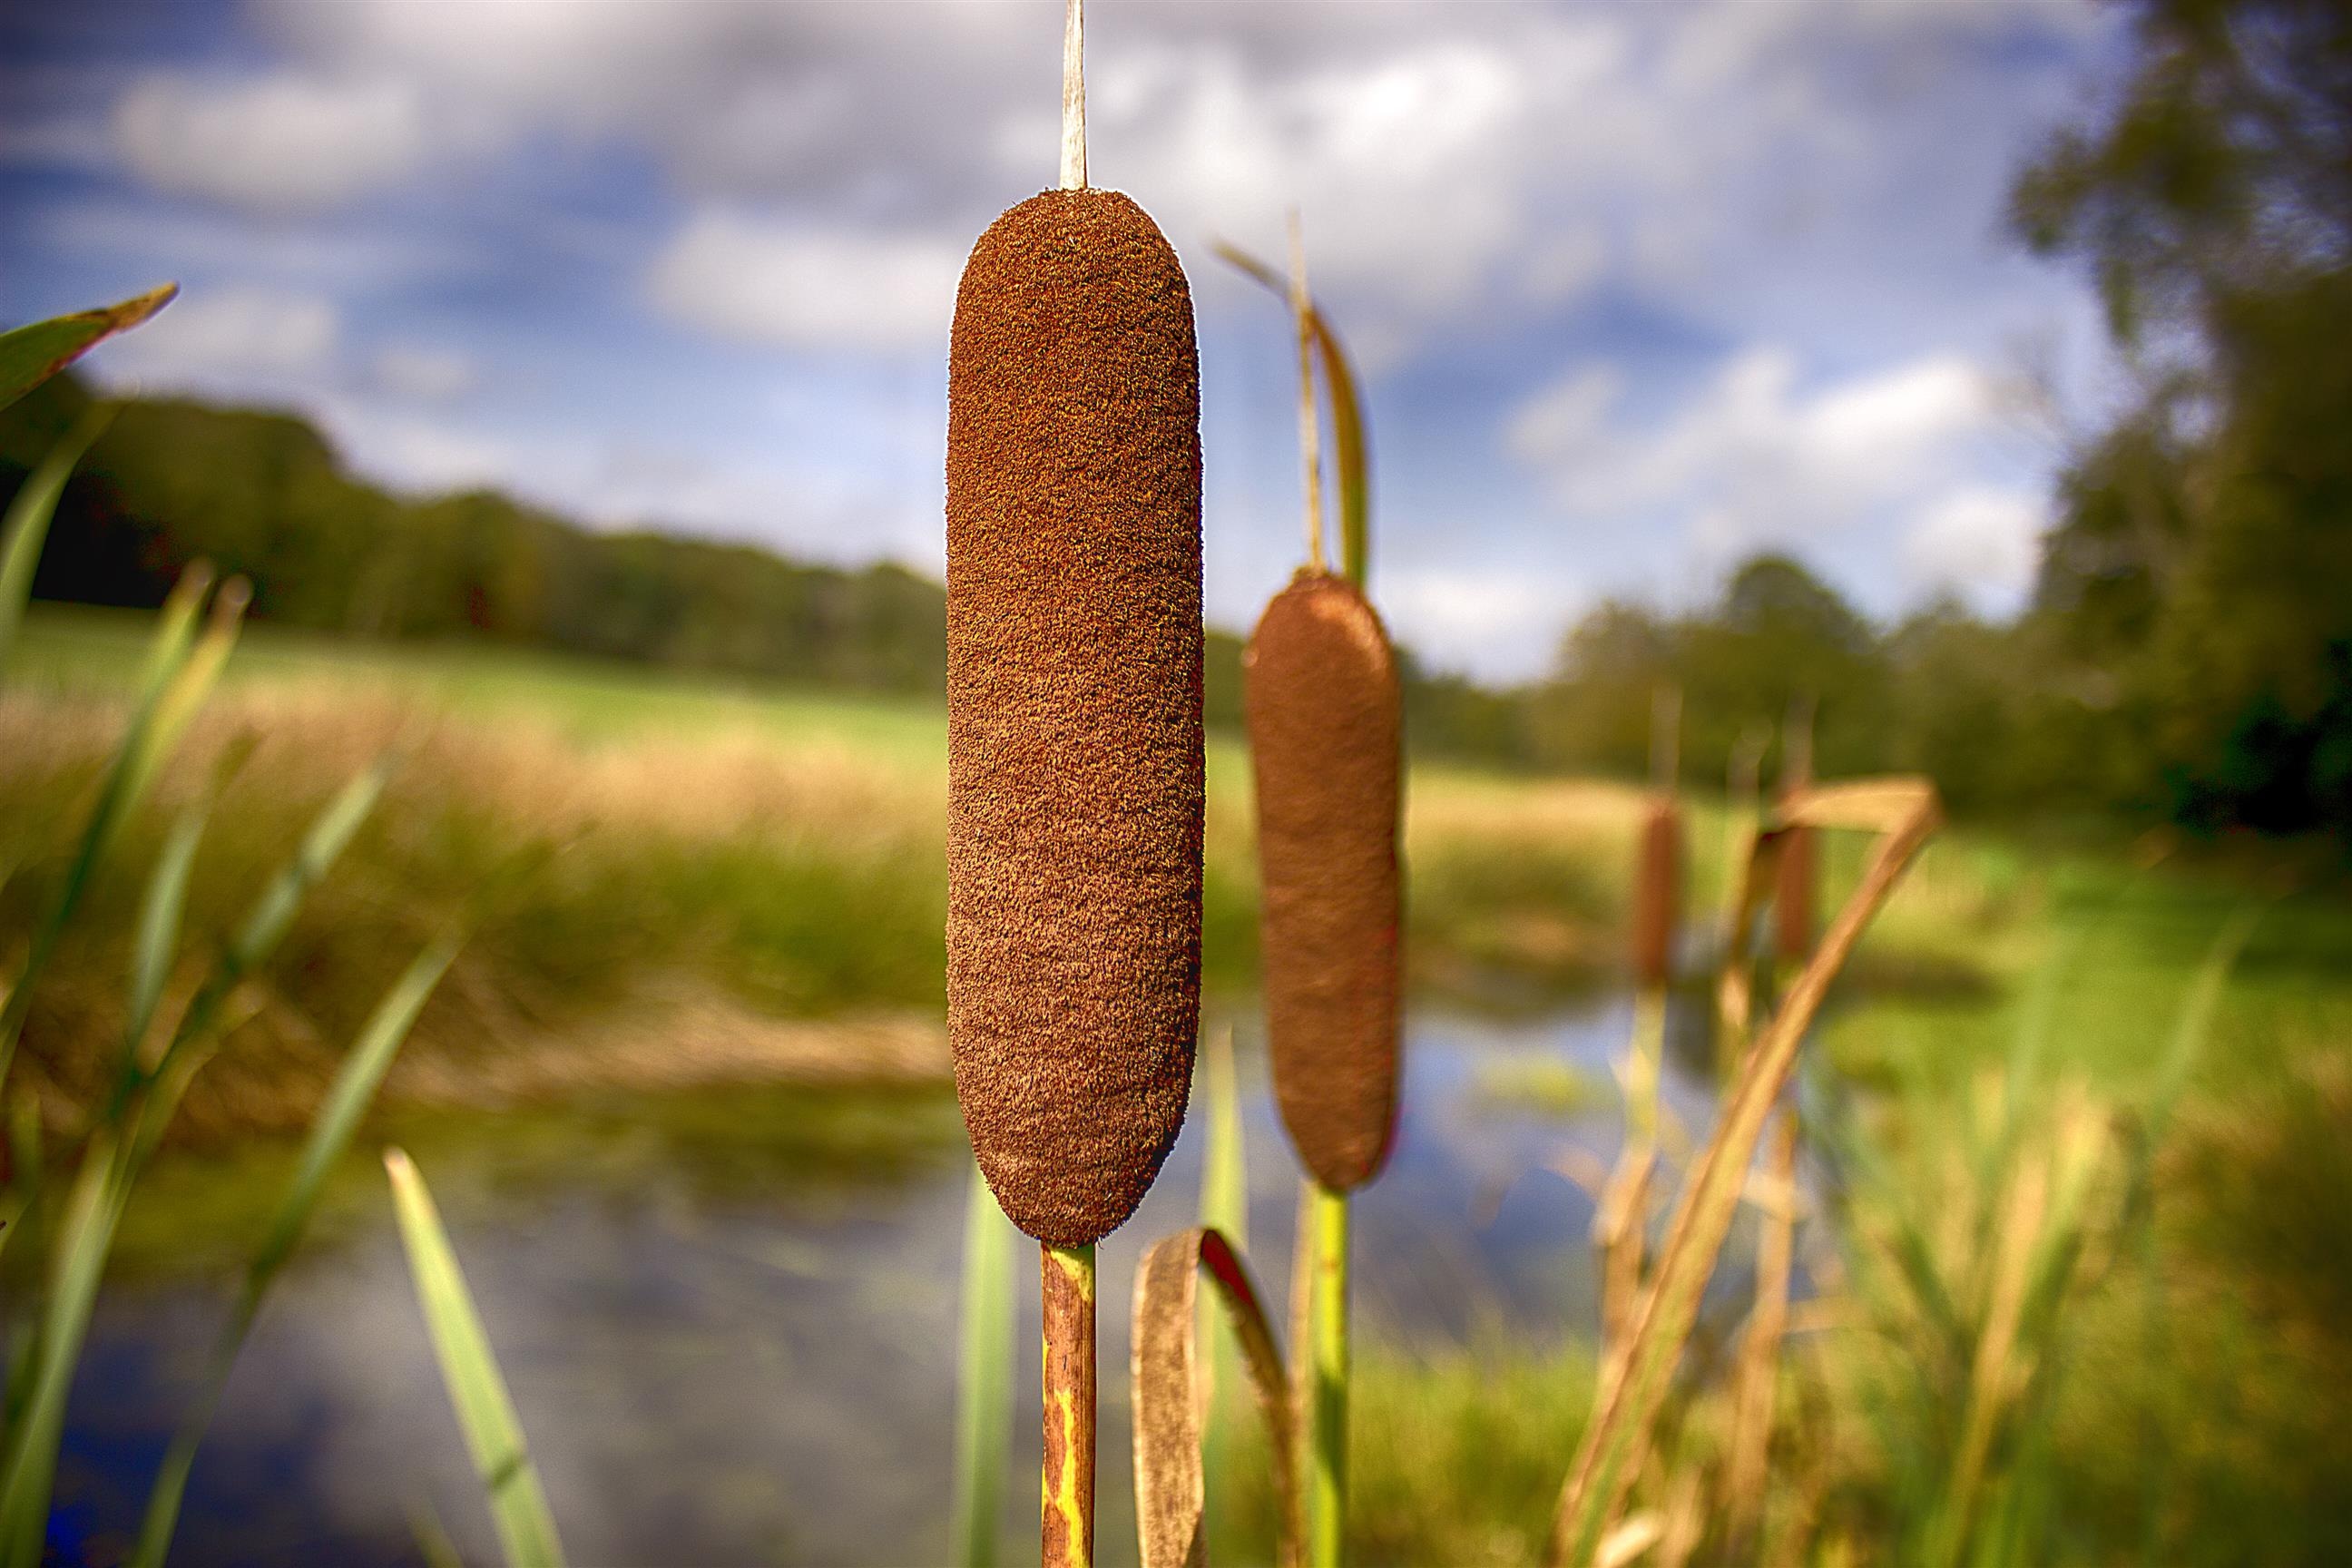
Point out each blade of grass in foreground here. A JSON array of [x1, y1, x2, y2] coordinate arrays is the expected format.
[[123, 756, 393, 1138], [132, 924, 468, 1568], [0, 403, 113, 677], [0, 1133, 132, 1568], [0, 285, 175, 413], [950, 1156, 1017, 1568], [1198, 1026, 1249, 1481], [386, 1147, 565, 1568], [0, 566, 218, 1088]]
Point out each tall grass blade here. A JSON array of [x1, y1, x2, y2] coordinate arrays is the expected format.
[[0, 286, 175, 413], [1722, 1111, 1799, 1554], [385, 1147, 566, 1568], [1132, 1226, 1301, 1568], [0, 1133, 132, 1568], [122, 789, 211, 1076], [129, 757, 393, 1134], [1547, 779, 1942, 1567], [1195, 1027, 1250, 1544], [132, 924, 467, 1568], [2144, 905, 2259, 1139], [949, 1156, 1017, 1568], [0, 566, 220, 1105], [0, 405, 113, 677]]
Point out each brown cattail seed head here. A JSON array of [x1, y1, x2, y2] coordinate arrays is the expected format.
[[1631, 794, 1683, 989], [1246, 570, 1403, 1192], [1774, 819, 1817, 963], [945, 188, 1204, 1248]]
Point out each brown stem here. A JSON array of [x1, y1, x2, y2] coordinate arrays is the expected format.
[[1042, 1241, 1096, 1568]]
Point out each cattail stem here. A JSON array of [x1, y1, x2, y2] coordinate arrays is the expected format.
[[1288, 211, 1326, 574], [1598, 989, 1665, 1348], [1041, 1242, 1095, 1568], [1059, 0, 1086, 190], [1306, 1182, 1349, 1568]]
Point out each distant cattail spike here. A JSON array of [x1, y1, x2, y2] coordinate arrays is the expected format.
[[1246, 569, 1403, 1193], [946, 187, 1204, 1248], [1631, 794, 1683, 990]]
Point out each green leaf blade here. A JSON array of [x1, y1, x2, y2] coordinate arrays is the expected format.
[[950, 1156, 1017, 1568], [0, 404, 114, 678], [0, 286, 176, 413], [386, 1147, 566, 1568]]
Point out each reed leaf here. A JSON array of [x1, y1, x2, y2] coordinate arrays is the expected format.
[[0, 565, 220, 1096], [950, 1155, 1017, 1568], [0, 285, 175, 413], [386, 1147, 566, 1568], [129, 756, 393, 1132], [0, 404, 113, 677], [1546, 779, 1942, 1567], [1196, 1025, 1250, 1537], [1211, 240, 1371, 585], [132, 922, 468, 1568], [1721, 1112, 1800, 1554], [1132, 1226, 1301, 1568], [0, 1131, 133, 1568]]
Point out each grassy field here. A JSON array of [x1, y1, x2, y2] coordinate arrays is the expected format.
[[7, 605, 2348, 1563], [0, 606, 1639, 1142]]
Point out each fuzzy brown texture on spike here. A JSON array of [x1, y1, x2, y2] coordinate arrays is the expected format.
[[1631, 795, 1683, 990], [1245, 569, 1403, 1192], [946, 188, 1204, 1248]]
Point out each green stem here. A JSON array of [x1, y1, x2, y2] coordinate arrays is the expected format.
[[1307, 1183, 1349, 1568]]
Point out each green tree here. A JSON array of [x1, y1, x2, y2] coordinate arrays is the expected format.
[[2014, 0, 2352, 833]]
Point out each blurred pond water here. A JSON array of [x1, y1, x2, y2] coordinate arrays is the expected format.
[[55, 990, 1749, 1566]]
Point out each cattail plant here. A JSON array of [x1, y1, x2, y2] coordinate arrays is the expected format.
[[1594, 689, 1687, 1348], [1629, 686, 1683, 994], [1226, 217, 1399, 1568], [945, 3, 1202, 1562]]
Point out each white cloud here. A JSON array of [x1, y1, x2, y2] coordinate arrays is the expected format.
[[111, 73, 428, 211], [106, 286, 340, 383], [1377, 564, 1570, 681], [1904, 485, 2046, 605], [648, 211, 962, 353], [1512, 346, 2011, 564], [372, 344, 475, 402], [1504, 363, 1623, 471]]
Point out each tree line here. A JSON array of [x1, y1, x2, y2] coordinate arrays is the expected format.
[[5, 0, 2344, 834]]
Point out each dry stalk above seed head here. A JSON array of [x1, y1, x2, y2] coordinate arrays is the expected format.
[[945, 0, 1204, 1562]]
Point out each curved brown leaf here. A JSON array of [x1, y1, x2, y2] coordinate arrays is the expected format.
[[1132, 1226, 1301, 1568]]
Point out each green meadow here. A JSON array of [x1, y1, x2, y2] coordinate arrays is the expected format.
[[6, 604, 2348, 1564]]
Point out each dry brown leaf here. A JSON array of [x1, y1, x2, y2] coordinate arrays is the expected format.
[[1132, 1227, 1301, 1568]]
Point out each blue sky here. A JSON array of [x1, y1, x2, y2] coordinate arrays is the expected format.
[[0, 0, 2132, 681]]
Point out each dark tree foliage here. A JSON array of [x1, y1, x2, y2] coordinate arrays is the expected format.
[[0, 374, 1503, 758], [2014, 0, 2352, 836], [0, 373, 948, 697]]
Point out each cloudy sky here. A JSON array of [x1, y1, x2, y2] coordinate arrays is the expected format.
[[0, 0, 2130, 681]]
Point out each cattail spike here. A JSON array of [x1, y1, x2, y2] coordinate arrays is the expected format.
[[946, 188, 1204, 1247], [1247, 569, 1403, 1192], [1632, 793, 1683, 991]]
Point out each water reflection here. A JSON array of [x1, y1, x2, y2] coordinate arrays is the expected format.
[[59, 993, 1727, 1566]]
